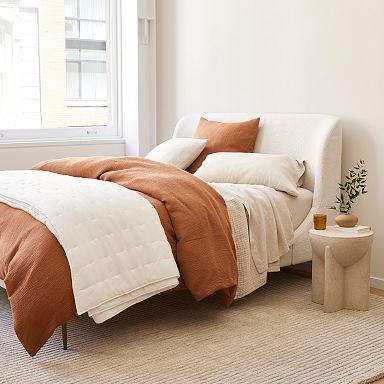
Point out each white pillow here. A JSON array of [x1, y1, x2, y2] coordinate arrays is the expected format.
[[194, 152, 305, 197], [145, 138, 208, 170]]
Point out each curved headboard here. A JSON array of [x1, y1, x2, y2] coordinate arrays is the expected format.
[[173, 113, 342, 210]]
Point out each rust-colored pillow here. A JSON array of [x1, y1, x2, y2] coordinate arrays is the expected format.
[[186, 117, 260, 173]]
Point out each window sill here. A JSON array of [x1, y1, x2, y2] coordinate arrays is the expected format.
[[0, 137, 126, 149]]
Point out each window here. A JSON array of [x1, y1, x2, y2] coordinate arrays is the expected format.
[[65, 0, 108, 106], [0, 0, 118, 139]]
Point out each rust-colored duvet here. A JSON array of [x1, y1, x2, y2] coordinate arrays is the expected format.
[[0, 157, 237, 356]]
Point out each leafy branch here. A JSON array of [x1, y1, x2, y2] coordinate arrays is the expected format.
[[329, 159, 368, 214]]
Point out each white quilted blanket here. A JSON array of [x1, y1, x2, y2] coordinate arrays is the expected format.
[[0, 170, 180, 323]]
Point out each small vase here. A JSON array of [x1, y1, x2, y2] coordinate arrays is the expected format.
[[335, 214, 358, 228]]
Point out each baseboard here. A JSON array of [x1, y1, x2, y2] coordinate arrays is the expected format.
[[370, 276, 384, 290]]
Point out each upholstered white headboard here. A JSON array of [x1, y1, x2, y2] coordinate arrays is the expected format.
[[173, 113, 342, 211]]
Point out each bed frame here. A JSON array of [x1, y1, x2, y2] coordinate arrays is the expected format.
[[173, 113, 342, 267]]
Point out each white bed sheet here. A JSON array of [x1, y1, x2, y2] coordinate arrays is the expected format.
[[277, 187, 313, 229]]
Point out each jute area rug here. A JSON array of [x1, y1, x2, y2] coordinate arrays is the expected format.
[[1, 272, 384, 384]]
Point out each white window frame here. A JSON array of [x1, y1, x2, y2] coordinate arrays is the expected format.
[[0, 0, 122, 142]]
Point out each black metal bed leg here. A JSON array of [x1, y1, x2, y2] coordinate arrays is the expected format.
[[61, 323, 68, 350]]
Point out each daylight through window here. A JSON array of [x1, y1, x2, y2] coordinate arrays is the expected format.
[[65, 0, 108, 106], [0, 0, 112, 131]]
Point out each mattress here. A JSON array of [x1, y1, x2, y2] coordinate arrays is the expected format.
[[278, 187, 313, 230]]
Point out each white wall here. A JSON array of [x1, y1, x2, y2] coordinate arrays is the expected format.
[[0, 141, 125, 170], [156, 0, 384, 285]]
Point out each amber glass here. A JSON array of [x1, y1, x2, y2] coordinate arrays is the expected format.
[[313, 213, 327, 230]]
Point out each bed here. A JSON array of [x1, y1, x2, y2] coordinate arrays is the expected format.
[[0, 113, 342, 356], [172, 113, 342, 267]]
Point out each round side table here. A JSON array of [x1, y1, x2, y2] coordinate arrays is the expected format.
[[309, 227, 374, 313]]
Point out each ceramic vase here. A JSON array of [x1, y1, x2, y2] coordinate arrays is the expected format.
[[335, 214, 358, 228]]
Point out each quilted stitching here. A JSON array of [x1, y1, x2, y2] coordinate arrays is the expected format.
[[0, 170, 180, 320]]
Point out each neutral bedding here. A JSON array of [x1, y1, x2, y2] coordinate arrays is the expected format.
[[0, 184, 306, 302], [0, 157, 237, 356], [211, 183, 298, 298], [0, 158, 307, 357], [211, 183, 294, 271], [0, 158, 311, 355], [278, 187, 313, 230], [195, 152, 306, 197]]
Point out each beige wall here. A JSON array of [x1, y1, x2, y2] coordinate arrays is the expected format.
[[156, 0, 384, 285], [39, 0, 107, 127]]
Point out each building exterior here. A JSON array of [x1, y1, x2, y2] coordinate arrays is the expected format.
[[0, 0, 108, 129]]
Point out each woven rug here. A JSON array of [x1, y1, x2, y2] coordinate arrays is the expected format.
[[1, 272, 384, 384]]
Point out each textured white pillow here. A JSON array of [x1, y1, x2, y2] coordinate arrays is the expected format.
[[145, 138, 208, 170], [195, 152, 305, 196]]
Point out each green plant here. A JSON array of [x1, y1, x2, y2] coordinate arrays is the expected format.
[[329, 159, 368, 214]]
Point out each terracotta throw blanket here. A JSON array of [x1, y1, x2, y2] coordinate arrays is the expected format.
[[0, 157, 237, 356]]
